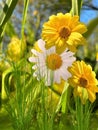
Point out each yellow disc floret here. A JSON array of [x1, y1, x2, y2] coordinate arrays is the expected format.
[[46, 53, 62, 70]]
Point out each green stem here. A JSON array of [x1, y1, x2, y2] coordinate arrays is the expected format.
[[71, 0, 83, 16], [21, 0, 29, 40], [20, 1, 29, 124], [72, 0, 78, 16]]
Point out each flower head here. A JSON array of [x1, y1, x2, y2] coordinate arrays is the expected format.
[[29, 39, 76, 86], [7, 37, 26, 62], [68, 61, 98, 104], [42, 13, 87, 53]]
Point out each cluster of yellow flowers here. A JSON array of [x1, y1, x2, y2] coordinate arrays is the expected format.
[[30, 13, 98, 104]]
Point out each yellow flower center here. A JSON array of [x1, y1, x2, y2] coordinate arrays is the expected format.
[[79, 77, 88, 88], [46, 53, 62, 70], [59, 26, 71, 39]]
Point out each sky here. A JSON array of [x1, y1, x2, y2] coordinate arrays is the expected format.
[[80, 0, 98, 24]]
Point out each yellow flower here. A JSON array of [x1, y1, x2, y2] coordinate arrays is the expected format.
[[7, 37, 26, 62], [52, 79, 65, 95], [47, 88, 60, 112], [42, 13, 87, 54], [68, 61, 98, 104]]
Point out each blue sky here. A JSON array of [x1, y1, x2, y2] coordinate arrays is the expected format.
[[80, 0, 98, 24]]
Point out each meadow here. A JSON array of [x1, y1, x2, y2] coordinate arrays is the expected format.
[[0, 0, 98, 130]]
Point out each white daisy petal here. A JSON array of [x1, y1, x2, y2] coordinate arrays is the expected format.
[[58, 66, 69, 79], [47, 46, 56, 55], [46, 70, 51, 86], [61, 69, 71, 80], [29, 57, 37, 62], [32, 65, 37, 70], [33, 71, 37, 77], [31, 49, 40, 56], [54, 76, 61, 84], [54, 70, 61, 83], [60, 50, 75, 58], [62, 57, 76, 66], [38, 39, 45, 51]]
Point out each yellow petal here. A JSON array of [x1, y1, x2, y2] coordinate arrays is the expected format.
[[53, 79, 65, 95], [87, 89, 96, 103], [72, 24, 87, 34], [67, 32, 86, 46]]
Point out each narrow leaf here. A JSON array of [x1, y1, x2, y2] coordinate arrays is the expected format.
[[84, 17, 98, 38], [0, 0, 19, 42]]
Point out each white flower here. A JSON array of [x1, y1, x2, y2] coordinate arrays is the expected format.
[[29, 39, 76, 86]]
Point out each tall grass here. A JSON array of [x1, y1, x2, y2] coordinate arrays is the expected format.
[[73, 97, 92, 130]]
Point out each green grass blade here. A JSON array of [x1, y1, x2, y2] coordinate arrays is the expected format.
[[0, 0, 19, 42], [21, 0, 29, 39], [84, 17, 98, 38]]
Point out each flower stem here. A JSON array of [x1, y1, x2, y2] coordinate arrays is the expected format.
[[71, 0, 83, 16], [21, 0, 29, 40]]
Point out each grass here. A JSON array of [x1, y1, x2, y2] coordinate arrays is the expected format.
[[0, 108, 13, 130], [1, 108, 98, 130]]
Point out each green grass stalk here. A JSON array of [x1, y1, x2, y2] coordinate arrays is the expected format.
[[74, 97, 92, 130]]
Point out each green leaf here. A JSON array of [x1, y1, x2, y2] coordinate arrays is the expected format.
[[55, 82, 69, 113], [1, 67, 13, 100], [0, 0, 19, 42], [84, 17, 98, 38]]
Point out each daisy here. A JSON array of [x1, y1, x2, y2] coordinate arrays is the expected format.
[[68, 61, 98, 104], [42, 13, 87, 54], [29, 39, 76, 86]]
